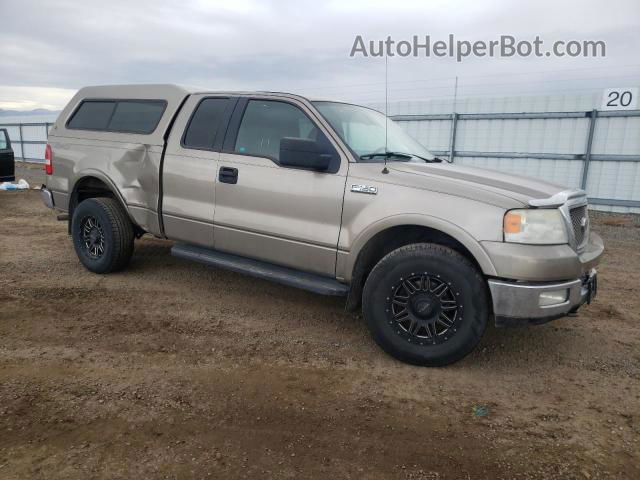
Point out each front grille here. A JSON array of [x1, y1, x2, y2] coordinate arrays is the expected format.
[[569, 205, 588, 246]]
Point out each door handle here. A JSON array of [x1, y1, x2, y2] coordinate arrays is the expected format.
[[219, 166, 238, 184]]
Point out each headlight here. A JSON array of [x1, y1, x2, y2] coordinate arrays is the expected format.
[[503, 209, 568, 245]]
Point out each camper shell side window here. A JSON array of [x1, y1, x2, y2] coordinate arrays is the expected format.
[[66, 99, 167, 134]]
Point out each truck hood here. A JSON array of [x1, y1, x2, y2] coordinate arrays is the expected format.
[[388, 161, 568, 207]]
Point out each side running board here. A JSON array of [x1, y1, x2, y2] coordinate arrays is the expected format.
[[171, 244, 349, 296]]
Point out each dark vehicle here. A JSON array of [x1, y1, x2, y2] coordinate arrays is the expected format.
[[0, 128, 15, 182]]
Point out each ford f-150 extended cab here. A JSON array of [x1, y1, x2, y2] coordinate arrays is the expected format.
[[40, 84, 603, 366]]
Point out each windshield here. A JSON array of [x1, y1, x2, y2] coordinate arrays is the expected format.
[[313, 101, 435, 162]]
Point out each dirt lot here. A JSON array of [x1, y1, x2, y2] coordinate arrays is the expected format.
[[1, 165, 639, 479]]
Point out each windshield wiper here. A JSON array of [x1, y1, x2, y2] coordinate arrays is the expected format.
[[360, 151, 441, 163], [410, 153, 442, 163], [360, 151, 412, 160]]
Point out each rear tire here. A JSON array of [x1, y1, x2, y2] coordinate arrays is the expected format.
[[71, 197, 134, 273], [362, 243, 489, 366]]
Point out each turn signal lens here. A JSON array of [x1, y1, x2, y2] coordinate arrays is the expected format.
[[503, 209, 568, 245], [504, 211, 523, 234]]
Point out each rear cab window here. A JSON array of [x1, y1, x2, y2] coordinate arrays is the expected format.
[[66, 99, 167, 134], [182, 97, 230, 150]]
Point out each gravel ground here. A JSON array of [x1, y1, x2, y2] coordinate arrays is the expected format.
[[1, 164, 639, 479]]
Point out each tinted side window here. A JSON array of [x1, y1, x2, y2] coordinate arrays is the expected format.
[[234, 100, 320, 161], [0, 130, 8, 149], [67, 99, 166, 134], [67, 101, 116, 130], [183, 98, 229, 149], [108, 101, 166, 134]]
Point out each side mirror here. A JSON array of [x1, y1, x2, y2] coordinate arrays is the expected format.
[[279, 137, 333, 172]]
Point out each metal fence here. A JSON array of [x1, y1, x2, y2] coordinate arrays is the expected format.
[[2, 109, 639, 210], [390, 109, 640, 211], [0, 122, 53, 162]]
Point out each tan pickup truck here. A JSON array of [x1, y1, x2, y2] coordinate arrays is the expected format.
[[40, 84, 603, 366]]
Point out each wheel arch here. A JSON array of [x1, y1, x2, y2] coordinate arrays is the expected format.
[[342, 215, 497, 311], [69, 172, 141, 235]]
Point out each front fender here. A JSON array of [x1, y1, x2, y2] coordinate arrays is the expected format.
[[337, 213, 499, 282]]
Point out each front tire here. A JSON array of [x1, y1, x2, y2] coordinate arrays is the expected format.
[[71, 197, 134, 274], [362, 243, 489, 366]]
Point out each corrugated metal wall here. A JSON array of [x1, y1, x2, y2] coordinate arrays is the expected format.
[[369, 94, 640, 213], [2, 93, 639, 213], [587, 115, 640, 212]]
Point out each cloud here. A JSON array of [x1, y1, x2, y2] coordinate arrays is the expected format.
[[0, 86, 75, 110], [0, 0, 638, 109]]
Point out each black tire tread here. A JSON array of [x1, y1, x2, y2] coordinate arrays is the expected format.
[[374, 243, 480, 278], [362, 242, 489, 366], [73, 197, 134, 273]]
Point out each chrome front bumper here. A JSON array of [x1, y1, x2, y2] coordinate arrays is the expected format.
[[40, 185, 55, 209], [488, 269, 598, 327]]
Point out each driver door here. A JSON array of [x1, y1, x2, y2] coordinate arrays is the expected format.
[[213, 97, 349, 276]]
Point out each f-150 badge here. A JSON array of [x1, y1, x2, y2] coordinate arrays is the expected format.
[[351, 184, 378, 195]]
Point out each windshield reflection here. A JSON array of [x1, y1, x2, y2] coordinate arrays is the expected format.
[[313, 101, 435, 162]]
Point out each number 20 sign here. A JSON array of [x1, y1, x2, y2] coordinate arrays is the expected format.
[[601, 88, 638, 111]]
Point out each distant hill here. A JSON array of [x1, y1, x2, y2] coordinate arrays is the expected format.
[[0, 108, 61, 117]]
